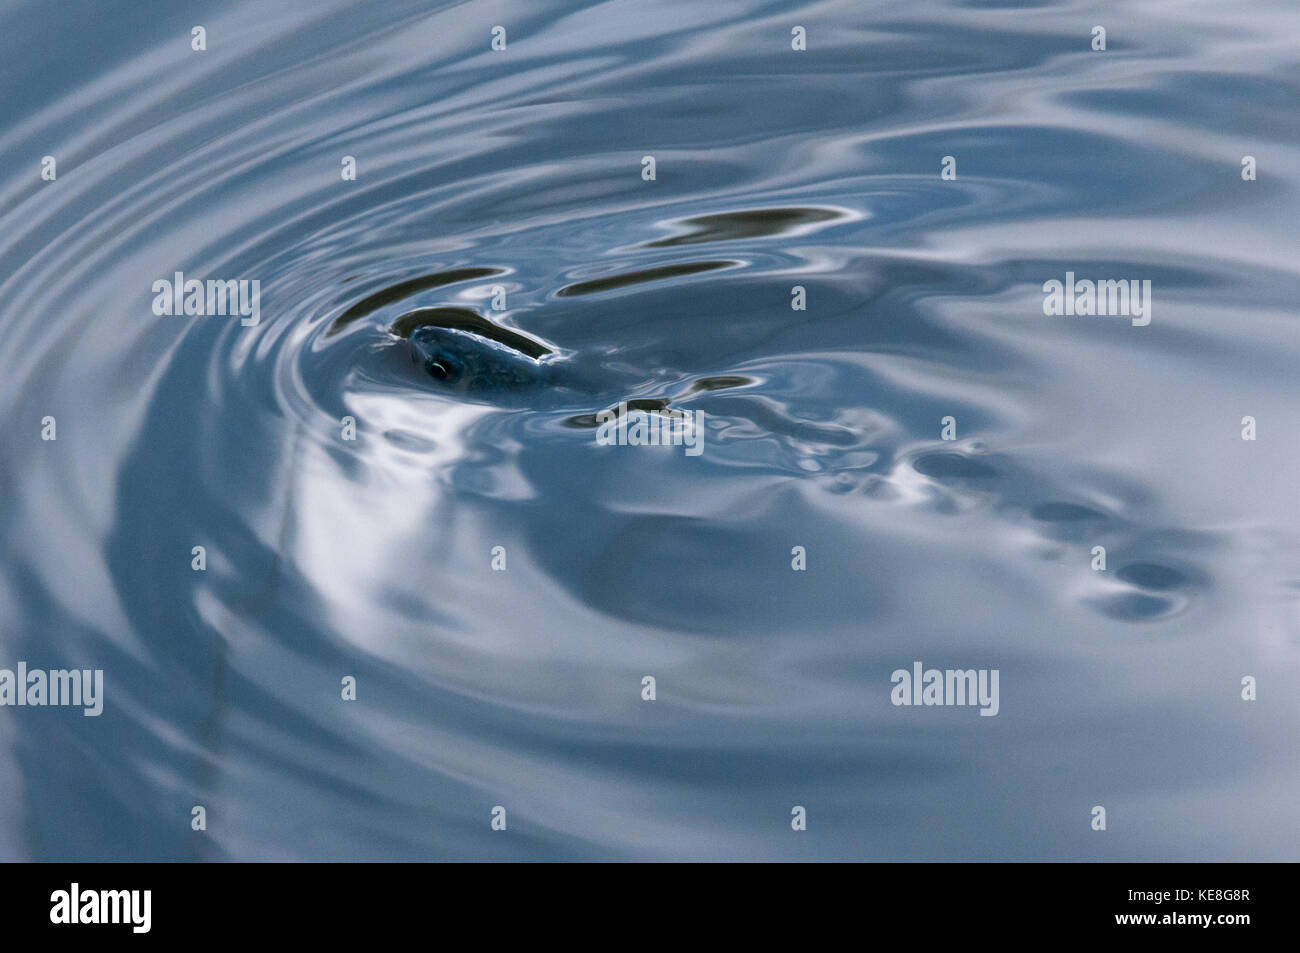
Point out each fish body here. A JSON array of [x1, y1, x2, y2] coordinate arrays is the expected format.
[[386, 306, 579, 397], [408, 325, 559, 393]]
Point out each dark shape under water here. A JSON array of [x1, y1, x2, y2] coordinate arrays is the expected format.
[[1098, 592, 1179, 622], [640, 206, 848, 247], [563, 397, 673, 429], [913, 452, 999, 479], [1031, 501, 1108, 522], [689, 375, 755, 392], [327, 267, 504, 335], [1116, 562, 1188, 591], [555, 260, 736, 297]]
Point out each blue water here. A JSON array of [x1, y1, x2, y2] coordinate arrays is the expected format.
[[1, 0, 1298, 861]]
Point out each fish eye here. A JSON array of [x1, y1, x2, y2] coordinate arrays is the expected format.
[[425, 351, 461, 381]]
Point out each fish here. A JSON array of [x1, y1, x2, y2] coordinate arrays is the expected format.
[[387, 306, 750, 419], [408, 324, 554, 392], [388, 306, 570, 395]]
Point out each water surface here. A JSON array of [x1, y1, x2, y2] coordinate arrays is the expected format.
[[1, 0, 1298, 861]]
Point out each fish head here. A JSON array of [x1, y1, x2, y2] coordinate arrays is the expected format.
[[409, 325, 472, 386], [407, 323, 548, 392]]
